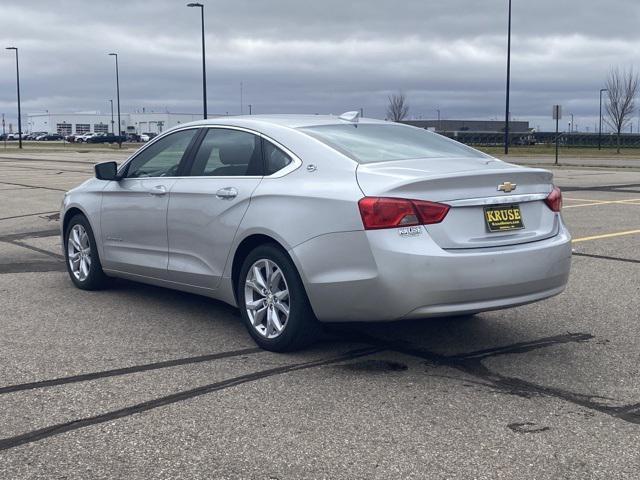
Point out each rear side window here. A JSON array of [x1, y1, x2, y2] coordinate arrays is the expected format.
[[125, 129, 197, 178], [263, 140, 292, 175], [189, 128, 262, 176], [298, 124, 488, 164]]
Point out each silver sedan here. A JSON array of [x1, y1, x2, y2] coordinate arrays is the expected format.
[[60, 114, 571, 351]]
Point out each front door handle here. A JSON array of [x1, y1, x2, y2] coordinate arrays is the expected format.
[[149, 185, 167, 196], [216, 187, 238, 199]]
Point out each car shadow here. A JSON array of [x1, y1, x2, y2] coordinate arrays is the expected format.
[[106, 276, 529, 358]]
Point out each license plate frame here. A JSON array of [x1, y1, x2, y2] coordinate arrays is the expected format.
[[484, 204, 525, 232]]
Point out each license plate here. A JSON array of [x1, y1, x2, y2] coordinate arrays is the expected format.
[[484, 204, 524, 232]]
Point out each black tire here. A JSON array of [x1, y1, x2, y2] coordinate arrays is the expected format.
[[237, 244, 321, 352], [64, 214, 108, 290]]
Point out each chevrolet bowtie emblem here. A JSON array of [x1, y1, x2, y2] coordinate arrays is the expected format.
[[497, 181, 517, 193]]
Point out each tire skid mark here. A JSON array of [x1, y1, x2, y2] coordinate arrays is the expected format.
[[0, 227, 63, 265], [0, 163, 91, 174], [448, 332, 594, 361], [0, 181, 66, 192], [572, 252, 640, 264], [0, 228, 60, 242], [0, 156, 117, 166], [562, 183, 640, 194], [0, 227, 64, 266], [0, 261, 65, 274], [353, 331, 640, 425], [0, 211, 59, 221], [0, 347, 381, 451], [0, 347, 262, 395], [7, 240, 63, 260]]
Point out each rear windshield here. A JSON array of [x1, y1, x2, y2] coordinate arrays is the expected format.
[[299, 123, 488, 163]]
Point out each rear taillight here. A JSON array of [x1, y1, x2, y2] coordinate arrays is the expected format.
[[544, 186, 562, 212], [358, 197, 450, 230]]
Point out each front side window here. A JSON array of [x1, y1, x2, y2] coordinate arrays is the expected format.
[[125, 129, 197, 178], [298, 123, 488, 164], [188, 128, 262, 176], [264, 141, 292, 175]]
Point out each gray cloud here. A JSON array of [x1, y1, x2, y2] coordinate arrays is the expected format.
[[2, 0, 640, 131]]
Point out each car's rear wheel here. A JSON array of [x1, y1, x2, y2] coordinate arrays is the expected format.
[[237, 244, 320, 352], [64, 214, 108, 290]]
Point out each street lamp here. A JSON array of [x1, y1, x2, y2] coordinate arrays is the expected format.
[[187, 2, 207, 119], [504, 0, 512, 154], [599, 88, 608, 150], [109, 99, 114, 134], [108, 53, 122, 147], [5, 47, 22, 149]]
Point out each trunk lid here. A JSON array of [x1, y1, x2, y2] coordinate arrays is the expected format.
[[356, 157, 558, 249]]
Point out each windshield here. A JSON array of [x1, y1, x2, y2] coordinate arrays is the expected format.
[[299, 123, 488, 164]]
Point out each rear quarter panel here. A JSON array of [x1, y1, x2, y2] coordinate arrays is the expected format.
[[225, 130, 366, 281]]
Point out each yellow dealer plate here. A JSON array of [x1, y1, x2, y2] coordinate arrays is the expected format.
[[484, 204, 524, 232]]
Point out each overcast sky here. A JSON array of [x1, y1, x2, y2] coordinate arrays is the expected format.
[[1, 0, 640, 131]]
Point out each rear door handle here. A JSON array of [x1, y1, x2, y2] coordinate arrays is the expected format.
[[216, 187, 238, 199], [149, 185, 167, 196]]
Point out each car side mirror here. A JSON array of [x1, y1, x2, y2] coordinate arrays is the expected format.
[[94, 161, 119, 181]]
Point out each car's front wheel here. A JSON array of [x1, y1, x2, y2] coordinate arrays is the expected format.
[[64, 214, 108, 290], [238, 244, 320, 352]]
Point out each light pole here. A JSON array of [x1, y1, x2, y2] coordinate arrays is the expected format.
[[436, 108, 441, 130], [187, 3, 207, 119], [109, 99, 114, 134], [599, 88, 608, 150], [6, 47, 22, 149], [248, 104, 252, 115], [504, 0, 512, 154], [108, 53, 122, 147]]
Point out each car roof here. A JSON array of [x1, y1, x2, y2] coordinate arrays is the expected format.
[[174, 114, 391, 131]]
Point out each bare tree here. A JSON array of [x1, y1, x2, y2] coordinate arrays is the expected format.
[[604, 67, 639, 153], [387, 92, 409, 122]]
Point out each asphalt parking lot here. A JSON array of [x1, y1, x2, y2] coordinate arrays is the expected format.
[[0, 151, 639, 479]]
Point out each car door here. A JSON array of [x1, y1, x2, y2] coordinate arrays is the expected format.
[[166, 127, 264, 289], [100, 128, 200, 279]]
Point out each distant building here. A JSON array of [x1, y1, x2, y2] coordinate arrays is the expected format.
[[401, 119, 530, 133], [26, 112, 206, 136]]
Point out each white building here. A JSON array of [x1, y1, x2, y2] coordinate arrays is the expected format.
[[27, 112, 205, 136]]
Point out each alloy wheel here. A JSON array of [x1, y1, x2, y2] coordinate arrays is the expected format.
[[244, 259, 290, 339], [67, 224, 91, 281]]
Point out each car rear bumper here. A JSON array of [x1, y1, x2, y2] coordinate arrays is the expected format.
[[291, 220, 572, 322]]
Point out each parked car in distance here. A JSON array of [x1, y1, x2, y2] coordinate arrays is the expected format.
[[26, 132, 47, 140], [75, 132, 97, 143], [40, 133, 64, 141], [60, 114, 571, 352], [139, 132, 158, 142], [6, 132, 24, 140], [86, 133, 126, 144]]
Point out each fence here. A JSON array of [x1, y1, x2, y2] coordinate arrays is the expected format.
[[439, 131, 640, 148]]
